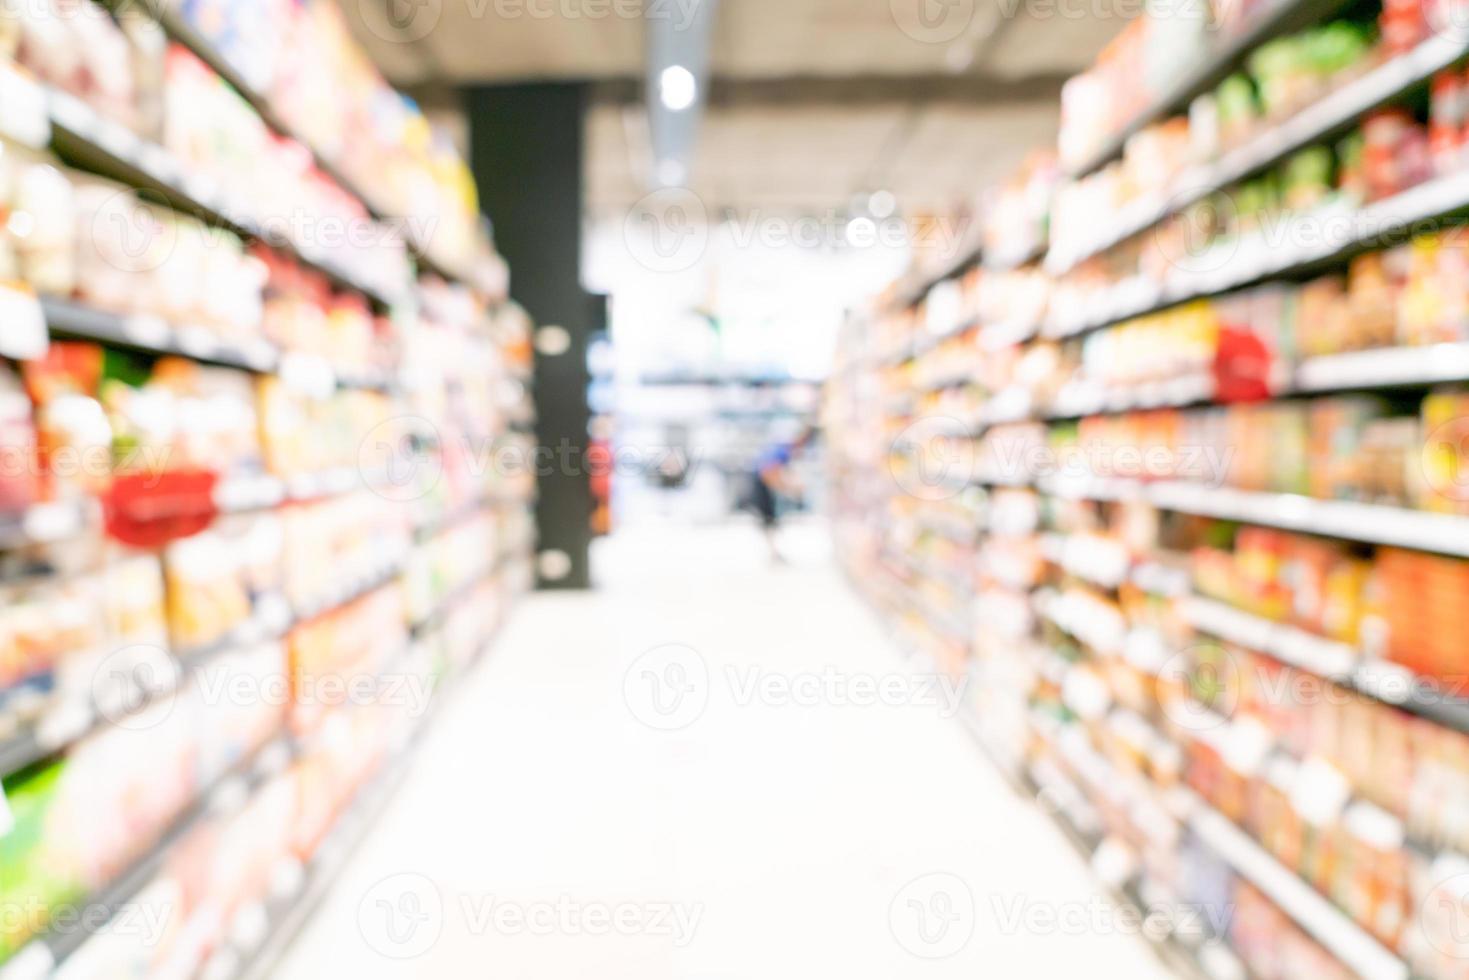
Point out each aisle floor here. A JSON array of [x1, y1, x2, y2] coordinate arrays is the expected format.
[[274, 522, 1176, 979]]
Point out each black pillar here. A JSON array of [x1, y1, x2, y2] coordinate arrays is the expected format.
[[466, 83, 595, 590]]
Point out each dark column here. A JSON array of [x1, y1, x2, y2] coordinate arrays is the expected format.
[[465, 83, 595, 589]]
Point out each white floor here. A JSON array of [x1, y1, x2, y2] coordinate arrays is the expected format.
[[274, 521, 1176, 979]]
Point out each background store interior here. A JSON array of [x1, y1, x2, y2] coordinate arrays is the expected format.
[[12, 0, 1469, 979]]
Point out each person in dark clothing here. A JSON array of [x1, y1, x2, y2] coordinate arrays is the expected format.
[[744, 427, 814, 561]]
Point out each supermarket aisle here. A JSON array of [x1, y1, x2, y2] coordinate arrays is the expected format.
[[273, 522, 1173, 980]]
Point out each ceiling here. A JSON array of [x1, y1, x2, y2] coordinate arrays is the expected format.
[[348, 0, 1121, 214]]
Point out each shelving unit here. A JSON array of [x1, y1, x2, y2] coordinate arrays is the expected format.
[[830, 2, 1469, 975], [0, 2, 537, 977]]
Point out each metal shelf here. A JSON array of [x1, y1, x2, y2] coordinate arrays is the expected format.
[[1181, 595, 1469, 735], [42, 296, 395, 395], [1048, 169, 1469, 338], [1036, 476, 1469, 559]]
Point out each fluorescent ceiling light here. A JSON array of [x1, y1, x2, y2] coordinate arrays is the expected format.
[[659, 65, 698, 111]]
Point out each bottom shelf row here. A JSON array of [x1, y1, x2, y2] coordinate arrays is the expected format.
[[0, 556, 531, 980], [873, 583, 1469, 980]]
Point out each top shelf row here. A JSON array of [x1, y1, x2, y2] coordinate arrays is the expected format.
[[137, 0, 481, 288], [11, 0, 500, 299], [1062, 0, 1361, 180]]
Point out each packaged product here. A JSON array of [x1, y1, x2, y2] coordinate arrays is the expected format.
[[0, 761, 80, 960], [1214, 74, 1259, 147], [1337, 801, 1410, 947], [1335, 131, 1366, 205], [1419, 388, 1469, 513], [1376, 546, 1469, 682], [203, 771, 297, 927], [1306, 396, 1390, 501], [1411, 854, 1469, 979], [13, 156, 75, 295], [1380, 0, 1429, 55], [13, 0, 147, 134], [190, 641, 287, 783], [1363, 109, 1432, 202], [22, 343, 111, 501], [0, 362, 39, 514], [0, 697, 197, 960], [1345, 250, 1407, 350], [0, 571, 104, 697], [286, 584, 406, 732], [106, 360, 263, 477], [162, 527, 251, 651], [1230, 882, 1355, 978], [100, 553, 168, 648], [1282, 146, 1334, 212], [1293, 275, 1350, 357], [1431, 69, 1468, 176]]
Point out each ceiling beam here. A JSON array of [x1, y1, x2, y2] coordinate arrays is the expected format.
[[589, 72, 1071, 108]]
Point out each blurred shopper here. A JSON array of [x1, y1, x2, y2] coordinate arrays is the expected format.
[[743, 426, 815, 562]]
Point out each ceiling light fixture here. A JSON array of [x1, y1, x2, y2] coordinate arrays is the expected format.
[[659, 65, 698, 112]]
